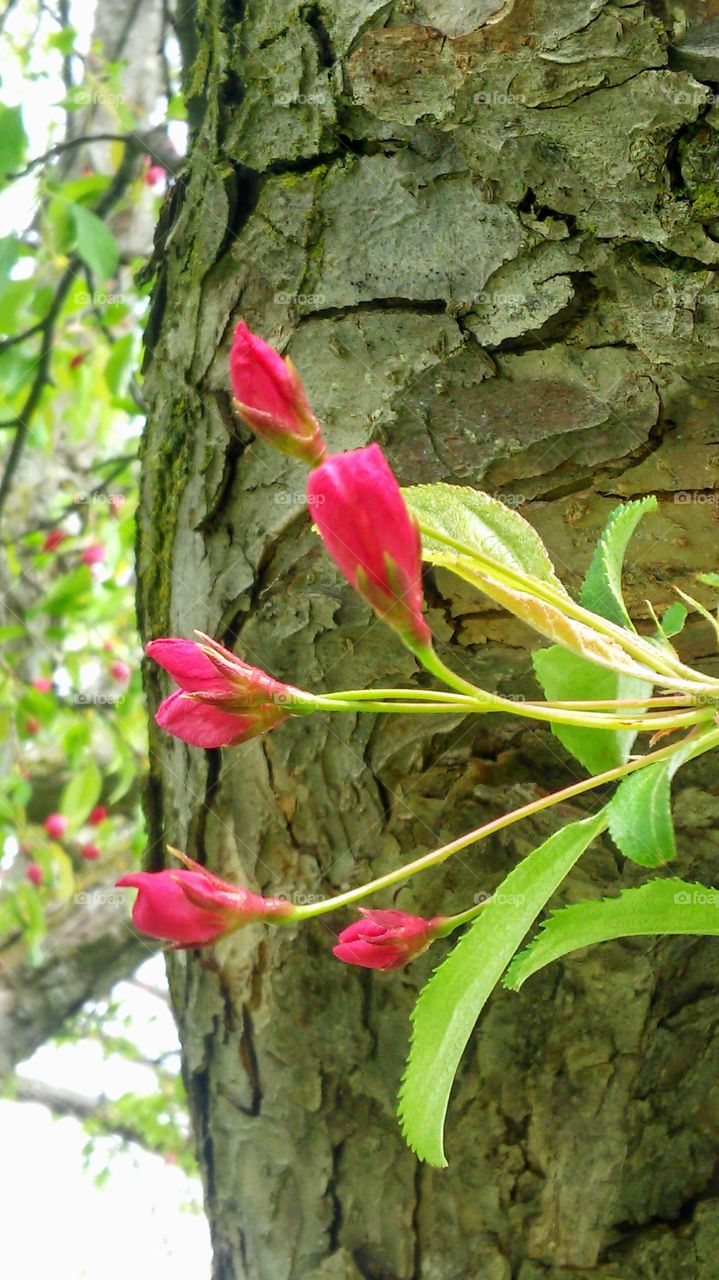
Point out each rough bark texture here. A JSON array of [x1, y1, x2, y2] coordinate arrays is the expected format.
[[138, 3, 719, 1277]]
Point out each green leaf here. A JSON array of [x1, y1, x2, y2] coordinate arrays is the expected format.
[[403, 483, 567, 590], [698, 573, 719, 589], [506, 878, 719, 990], [105, 333, 134, 397], [69, 204, 119, 281], [606, 762, 675, 867], [659, 602, 687, 640], [34, 566, 94, 616], [60, 759, 102, 827], [580, 497, 657, 629], [605, 724, 719, 867], [398, 809, 607, 1166], [533, 646, 650, 774], [0, 105, 26, 180]]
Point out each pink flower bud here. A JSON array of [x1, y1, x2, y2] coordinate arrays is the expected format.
[[307, 445, 432, 649], [44, 813, 68, 840], [32, 678, 53, 693], [332, 908, 443, 971], [69, 353, 86, 370], [89, 806, 107, 825], [229, 322, 326, 465], [42, 529, 68, 553], [80, 843, 101, 861], [26, 863, 43, 886], [24, 717, 41, 736], [109, 660, 131, 683], [81, 543, 106, 565], [146, 634, 305, 749], [116, 854, 293, 947], [143, 159, 166, 186], [108, 495, 125, 517]]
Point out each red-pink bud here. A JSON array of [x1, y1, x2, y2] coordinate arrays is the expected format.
[[143, 159, 166, 186], [108, 495, 125, 517], [89, 805, 108, 825], [307, 445, 432, 649], [229, 322, 326, 465], [146, 634, 304, 748], [24, 717, 41, 736], [333, 908, 442, 971], [80, 843, 101, 861], [44, 813, 68, 840], [69, 353, 86, 370], [109, 660, 131, 683], [81, 543, 106, 565], [32, 677, 53, 693], [42, 529, 68, 553], [26, 862, 43, 886], [116, 855, 292, 947]]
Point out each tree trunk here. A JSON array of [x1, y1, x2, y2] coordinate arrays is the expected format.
[[138, 3, 719, 1276]]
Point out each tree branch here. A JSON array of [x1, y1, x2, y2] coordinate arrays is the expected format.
[[11, 1077, 180, 1158]]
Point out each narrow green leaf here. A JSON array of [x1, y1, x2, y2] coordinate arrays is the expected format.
[[505, 878, 719, 990], [533, 646, 650, 773], [105, 333, 135, 396], [398, 809, 607, 1166], [606, 761, 675, 867], [659, 602, 687, 640], [70, 203, 119, 281], [60, 760, 102, 827], [580, 497, 657, 629], [605, 725, 719, 868]]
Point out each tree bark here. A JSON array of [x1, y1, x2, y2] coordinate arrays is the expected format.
[[138, 2, 719, 1276]]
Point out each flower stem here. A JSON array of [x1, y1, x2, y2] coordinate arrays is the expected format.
[[291, 728, 719, 922], [417, 520, 719, 693], [414, 647, 712, 732]]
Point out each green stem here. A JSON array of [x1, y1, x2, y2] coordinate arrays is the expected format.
[[418, 520, 718, 692], [321, 688, 478, 704], [292, 728, 719, 922], [415, 648, 712, 732], [309, 697, 480, 715], [432, 903, 489, 936]]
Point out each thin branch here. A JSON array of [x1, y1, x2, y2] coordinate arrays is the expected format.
[[10, 1077, 185, 1158], [9, 132, 134, 180], [0, 143, 139, 526]]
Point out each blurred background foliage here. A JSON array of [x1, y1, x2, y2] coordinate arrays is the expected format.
[[0, 0, 204, 1208]]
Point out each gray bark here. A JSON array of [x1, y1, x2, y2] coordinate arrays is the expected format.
[[138, 2, 719, 1277]]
